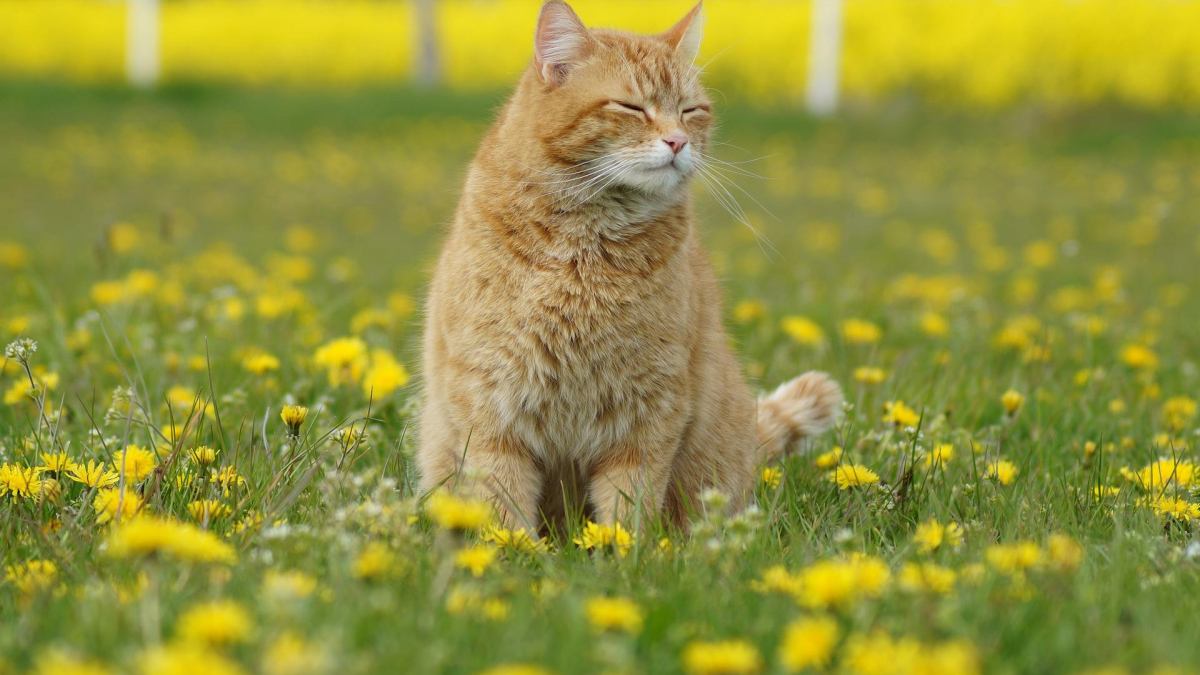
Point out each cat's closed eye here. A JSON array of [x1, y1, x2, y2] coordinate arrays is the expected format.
[[610, 100, 646, 115]]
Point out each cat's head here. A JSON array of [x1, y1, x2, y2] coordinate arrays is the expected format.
[[524, 1, 711, 199]]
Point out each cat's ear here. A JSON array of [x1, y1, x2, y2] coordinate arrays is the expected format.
[[663, 2, 705, 63], [534, 1, 593, 85]]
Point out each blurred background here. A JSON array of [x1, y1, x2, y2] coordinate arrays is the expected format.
[[0, 0, 1197, 350]]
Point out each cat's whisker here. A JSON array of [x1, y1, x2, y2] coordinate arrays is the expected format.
[[564, 161, 636, 208], [521, 157, 627, 187], [694, 165, 778, 258], [695, 153, 769, 180], [696, 161, 781, 225]]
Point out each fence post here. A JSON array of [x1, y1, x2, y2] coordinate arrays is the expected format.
[[127, 0, 160, 87], [805, 0, 843, 116], [414, 0, 440, 85]]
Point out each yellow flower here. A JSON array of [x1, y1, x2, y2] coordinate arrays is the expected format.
[[280, 405, 309, 434], [353, 541, 398, 580], [882, 400, 921, 428], [814, 446, 843, 469], [584, 596, 644, 634], [1161, 396, 1197, 432], [29, 650, 113, 675], [924, 444, 955, 468], [0, 464, 44, 501], [853, 367, 887, 385], [841, 318, 883, 345], [829, 464, 880, 490], [781, 316, 825, 347], [362, 348, 409, 399], [1001, 389, 1025, 415], [985, 541, 1042, 573], [64, 460, 118, 489], [312, 337, 369, 386], [176, 600, 255, 646], [681, 640, 763, 675], [476, 666, 555, 675], [262, 633, 328, 675], [36, 452, 79, 474], [483, 526, 548, 554], [93, 488, 143, 524], [114, 445, 157, 483], [1120, 344, 1158, 370], [750, 565, 804, 596], [573, 521, 634, 557], [1046, 534, 1084, 572], [778, 615, 839, 672], [1133, 459, 1194, 489], [188, 446, 218, 466], [761, 466, 782, 489], [241, 349, 281, 375], [187, 499, 233, 521], [912, 518, 964, 553], [986, 460, 1019, 485], [898, 562, 957, 594], [797, 555, 890, 609], [734, 299, 766, 323], [454, 545, 499, 577], [137, 643, 246, 675], [920, 312, 949, 338], [426, 491, 493, 531], [1148, 496, 1200, 522], [105, 516, 237, 564], [5, 560, 60, 596], [262, 570, 318, 600]]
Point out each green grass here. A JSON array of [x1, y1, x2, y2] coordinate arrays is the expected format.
[[2, 82, 1200, 675]]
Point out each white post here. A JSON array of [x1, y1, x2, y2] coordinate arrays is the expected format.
[[414, 0, 440, 85], [127, 0, 160, 88], [805, 0, 843, 116]]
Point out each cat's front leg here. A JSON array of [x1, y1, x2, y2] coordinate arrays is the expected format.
[[587, 436, 679, 528], [463, 435, 544, 532]]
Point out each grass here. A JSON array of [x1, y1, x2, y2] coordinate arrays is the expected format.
[[1, 81, 1200, 675]]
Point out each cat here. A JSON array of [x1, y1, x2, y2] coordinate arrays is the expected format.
[[417, 0, 843, 532]]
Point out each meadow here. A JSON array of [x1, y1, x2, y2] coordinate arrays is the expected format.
[[2, 81, 1200, 675]]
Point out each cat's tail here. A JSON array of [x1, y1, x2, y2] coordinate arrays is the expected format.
[[756, 371, 844, 462]]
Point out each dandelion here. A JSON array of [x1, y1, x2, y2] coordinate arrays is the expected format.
[[1046, 534, 1084, 572], [814, 446, 843, 469], [262, 633, 329, 675], [353, 541, 398, 580], [1161, 396, 1197, 432], [1120, 344, 1158, 370], [734, 299, 766, 323], [454, 545, 499, 577], [584, 596, 643, 634], [924, 444, 955, 468], [113, 445, 156, 483], [913, 518, 964, 553], [1001, 389, 1025, 415], [0, 464, 43, 501], [883, 400, 921, 428], [797, 555, 890, 609], [93, 488, 144, 524], [987, 460, 1019, 485], [573, 521, 634, 557], [280, 405, 309, 435], [5, 560, 60, 596], [854, 366, 887, 385], [187, 499, 233, 521], [761, 466, 782, 489], [920, 312, 949, 338], [137, 643, 246, 675], [241, 349, 281, 375], [1133, 459, 1194, 490], [66, 461, 120, 489], [189, 446, 219, 466], [898, 562, 957, 594], [105, 516, 237, 564], [749, 565, 804, 596], [483, 526, 548, 554], [313, 336, 368, 386], [1148, 496, 1200, 523], [36, 451, 79, 474], [985, 541, 1042, 573], [841, 318, 883, 344], [781, 316, 825, 347], [829, 464, 880, 490], [681, 640, 763, 675], [362, 348, 409, 398], [29, 650, 113, 675], [778, 615, 839, 672], [426, 491, 493, 531], [176, 600, 255, 646]]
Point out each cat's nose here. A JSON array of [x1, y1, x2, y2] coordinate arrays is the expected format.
[[663, 132, 689, 154]]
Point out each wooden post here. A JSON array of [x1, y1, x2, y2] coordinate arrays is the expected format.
[[805, 0, 843, 116], [127, 0, 160, 88]]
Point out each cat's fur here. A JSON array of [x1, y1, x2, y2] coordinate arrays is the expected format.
[[418, 0, 843, 531]]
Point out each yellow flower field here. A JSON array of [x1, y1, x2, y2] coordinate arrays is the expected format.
[[3, 0, 1200, 107]]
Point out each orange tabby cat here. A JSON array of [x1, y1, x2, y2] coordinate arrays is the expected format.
[[418, 0, 843, 531]]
